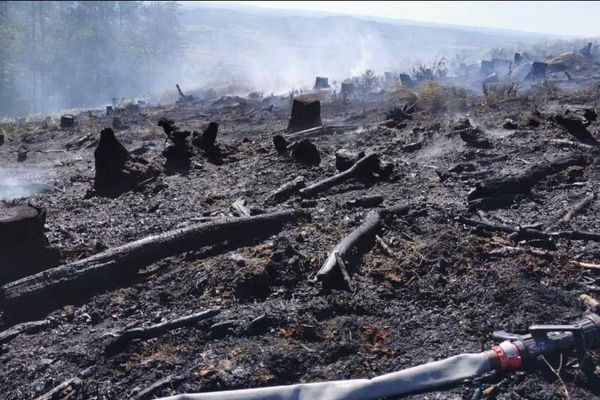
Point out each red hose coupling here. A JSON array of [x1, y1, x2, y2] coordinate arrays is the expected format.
[[492, 341, 522, 371]]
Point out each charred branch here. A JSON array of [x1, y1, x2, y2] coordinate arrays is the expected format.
[[265, 176, 306, 204], [468, 154, 589, 206], [299, 153, 384, 198], [316, 204, 410, 287], [107, 308, 219, 352]]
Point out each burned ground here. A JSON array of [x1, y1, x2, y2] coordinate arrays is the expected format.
[[1, 88, 600, 400]]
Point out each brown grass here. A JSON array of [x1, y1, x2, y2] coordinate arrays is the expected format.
[[416, 82, 448, 114], [483, 82, 520, 107]]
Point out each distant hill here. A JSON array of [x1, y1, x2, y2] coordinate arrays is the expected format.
[[176, 4, 554, 92]]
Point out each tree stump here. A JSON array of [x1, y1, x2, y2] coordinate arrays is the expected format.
[[314, 77, 330, 89], [289, 139, 321, 166], [60, 114, 75, 129], [93, 128, 157, 196], [287, 97, 322, 132], [192, 122, 219, 150], [0, 204, 59, 284], [528, 62, 547, 80]]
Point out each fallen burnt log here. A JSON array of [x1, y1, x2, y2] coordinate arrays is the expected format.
[[0, 204, 60, 284], [106, 308, 219, 353], [457, 216, 600, 243], [317, 204, 411, 288], [0, 319, 51, 345], [299, 153, 386, 198], [1, 209, 308, 323], [547, 105, 599, 146], [468, 154, 589, 206]]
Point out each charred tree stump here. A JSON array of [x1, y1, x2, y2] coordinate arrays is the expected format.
[[273, 135, 289, 154], [288, 139, 321, 165], [316, 204, 410, 288], [299, 153, 383, 198], [0, 209, 309, 323], [528, 62, 547, 80], [93, 128, 157, 196], [192, 122, 219, 150], [468, 154, 590, 207], [60, 114, 75, 129], [158, 118, 193, 169], [0, 205, 59, 284], [287, 98, 322, 132]]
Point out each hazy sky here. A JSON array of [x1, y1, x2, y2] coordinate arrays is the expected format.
[[198, 1, 600, 37]]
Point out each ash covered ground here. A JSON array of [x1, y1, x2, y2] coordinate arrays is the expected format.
[[1, 78, 600, 400]]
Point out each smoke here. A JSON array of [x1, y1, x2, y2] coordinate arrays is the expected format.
[[0, 164, 55, 201]]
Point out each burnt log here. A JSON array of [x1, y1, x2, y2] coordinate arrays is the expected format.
[[0, 319, 51, 345], [192, 122, 219, 150], [93, 128, 157, 196], [468, 154, 589, 202], [457, 216, 600, 243], [316, 204, 410, 287], [0, 134, 4, 146], [34, 376, 83, 400], [299, 153, 383, 198], [287, 98, 322, 132], [549, 105, 599, 146], [0, 209, 309, 322], [452, 121, 491, 148], [0, 205, 59, 284], [265, 176, 305, 204], [344, 195, 384, 209], [335, 149, 365, 172]]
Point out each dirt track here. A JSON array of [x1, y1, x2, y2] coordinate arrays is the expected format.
[[1, 88, 600, 399]]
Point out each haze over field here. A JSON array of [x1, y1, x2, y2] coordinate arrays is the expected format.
[[1, 1, 598, 116]]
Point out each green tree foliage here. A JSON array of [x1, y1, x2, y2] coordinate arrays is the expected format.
[[0, 1, 183, 116]]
